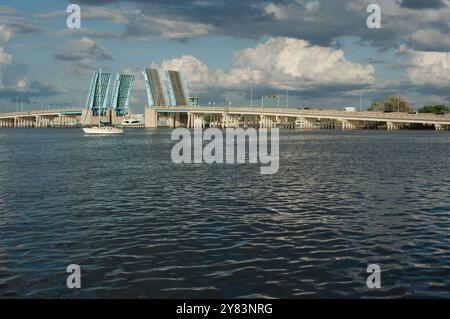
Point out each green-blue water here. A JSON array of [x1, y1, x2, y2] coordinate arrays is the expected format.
[[0, 128, 449, 298]]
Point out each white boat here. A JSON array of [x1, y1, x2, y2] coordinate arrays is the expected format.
[[82, 126, 124, 135], [121, 116, 144, 127]]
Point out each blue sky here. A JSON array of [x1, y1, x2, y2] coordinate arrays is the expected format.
[[1, 0, 450, 112]]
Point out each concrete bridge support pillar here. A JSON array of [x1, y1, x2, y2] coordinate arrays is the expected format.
[[290, 117, 297, 130], [434, 123, 446, 131], [144, 108, 158, 128], [387, 121, 403, 131], [187, 113, 193, 128], [167, 114, 175, 128], [173, 113, 181, 128], [342, 119, 359, 130], [286, 117, 294, 129], [221, 113, 228, 128], [259, 115, 266, 128], [194, 114, 205, 128], [298, 118, 316, 129], [318, 119, 334, 129], [243, 115, 257, 128], [210, 113, 217, 128], [365, 121, 378, 130], [265, 116, 276, 128], [235, 115, 240, 127], [222, 113, 238, 128]]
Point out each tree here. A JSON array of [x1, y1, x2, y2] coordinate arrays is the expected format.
[[368, 96, 411, 112], [418, 105, 449, 114]]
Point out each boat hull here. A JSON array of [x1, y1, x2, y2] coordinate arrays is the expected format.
[[82, 127, 124, 135]]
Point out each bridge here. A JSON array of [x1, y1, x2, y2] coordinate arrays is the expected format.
[[0, 109, 82, 128], [145, 106, 450, 131], [1, 106, 449, 130]]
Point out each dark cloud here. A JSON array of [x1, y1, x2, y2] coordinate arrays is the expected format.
[[1, 62, 28, 86], [0, 61, 63, 101], [0, 9, 45, 35], [53, 37, 113, 70], [401, 0, 446, 9], [68, 0, 450, 51], [0, 81, 63, 101]]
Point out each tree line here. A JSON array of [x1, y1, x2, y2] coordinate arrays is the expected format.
[[367, 96, 449, 114]]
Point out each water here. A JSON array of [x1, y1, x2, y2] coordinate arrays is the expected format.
[[0, 128, 449, 298]]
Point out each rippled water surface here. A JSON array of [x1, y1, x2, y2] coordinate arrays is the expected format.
[[0, 128, 449, 298]]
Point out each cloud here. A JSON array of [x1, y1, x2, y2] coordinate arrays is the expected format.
[[0, 22, 63, 101], [0, 25, 13, 88], [0, 25, 12, 44], [54, 37, 113, 72], [400, 0, 446, 9], [51, 28, 121, 39], [408, 29, 450, 51], [0, 7, 45, 35], [161, 54, 211, 90], [68, 0, 450, 51], [0, 80, 64, 101], [159, 37, 375, 95], [398, 45, 450, 87], [42, 6, 214, 41]]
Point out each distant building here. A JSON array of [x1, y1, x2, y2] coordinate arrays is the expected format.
[[142, 68, 194, 107]]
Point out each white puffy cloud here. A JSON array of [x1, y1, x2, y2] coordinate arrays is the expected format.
[[398, 45, 450, 87], [264, 3, 290, 20], [161, 55, 211, 90], [158, 37, 375, 93]]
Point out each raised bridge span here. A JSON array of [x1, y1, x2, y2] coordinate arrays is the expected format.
[[0, 106, 449, 130]]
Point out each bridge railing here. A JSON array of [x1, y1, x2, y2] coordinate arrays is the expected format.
[[0, 108, 83, 118], [158, 106, 450, 122]]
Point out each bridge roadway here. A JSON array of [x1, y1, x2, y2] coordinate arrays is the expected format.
[[147, 106, 450, 130], [0, 106, 449, 130], [0, 109, 82, 128]]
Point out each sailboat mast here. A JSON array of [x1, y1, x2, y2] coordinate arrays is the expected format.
[[98, 66, 102, 125]]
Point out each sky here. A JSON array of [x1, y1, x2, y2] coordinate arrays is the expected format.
[[1, 0, 450, 113]]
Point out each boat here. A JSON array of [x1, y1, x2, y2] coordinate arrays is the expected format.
[[82, 108, 124, 135], [121, 115, 144, 128], [82, 126, 124, 135]]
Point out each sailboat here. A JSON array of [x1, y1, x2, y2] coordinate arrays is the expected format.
[[82, 68, 124, 135], [82, 111, 124, 134]]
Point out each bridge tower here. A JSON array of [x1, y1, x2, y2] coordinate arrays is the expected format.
[[110, 74, 134, 116], [85, 71, 112, 116]]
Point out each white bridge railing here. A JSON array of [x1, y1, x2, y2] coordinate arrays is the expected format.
[[156, 106, 450, 124]]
